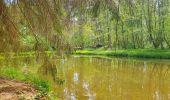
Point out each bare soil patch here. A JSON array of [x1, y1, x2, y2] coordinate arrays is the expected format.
[[0, 77, 39, 100]]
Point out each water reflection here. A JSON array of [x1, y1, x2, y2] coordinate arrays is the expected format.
[[56, 57, 170, 100], [0, 56, 170, 100], [38, 58, 57, 81]]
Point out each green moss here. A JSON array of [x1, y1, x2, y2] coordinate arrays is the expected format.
[[75, 49, 170, 59]]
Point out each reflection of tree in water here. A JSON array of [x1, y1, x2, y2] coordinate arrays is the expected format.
[[38, 57, 57, 81], [164, 64, 170, 78], [37, 56, 65, 85], [146, 63, 170, 100]]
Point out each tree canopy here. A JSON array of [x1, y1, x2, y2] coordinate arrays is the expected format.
[[0, 0, 170, 52]]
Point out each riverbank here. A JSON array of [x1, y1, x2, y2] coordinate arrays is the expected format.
[[0, 67, 50, 100], [75, 49, 170, 59], [0, 77, 41, 100]]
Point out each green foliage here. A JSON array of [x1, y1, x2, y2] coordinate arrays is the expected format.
[[1, 0, 170, 52], [22, 35, 36, 48], [32, 78, 50, 92], [70, 0, 170, 50]]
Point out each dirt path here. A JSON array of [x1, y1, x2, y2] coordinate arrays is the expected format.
[[0, 77, 39, 100]]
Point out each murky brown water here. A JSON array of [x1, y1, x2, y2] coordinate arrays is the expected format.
[[1, 56, 170, 100]]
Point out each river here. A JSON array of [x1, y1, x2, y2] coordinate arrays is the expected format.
[[0, 56, 170, 100]]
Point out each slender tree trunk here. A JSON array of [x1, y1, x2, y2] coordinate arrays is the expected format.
[[106, 11, 112, 49], [147, 0, 157, 48], [107, 26, 112, 49], [131, 28, 136, 49], [158, 0, 164, 49], [115, 20, 118, 51], [121, 20, 126, 49]]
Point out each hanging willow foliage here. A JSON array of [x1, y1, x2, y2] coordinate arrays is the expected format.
[[0, 0, 123, 53], [0, 0, 19, 52], [0, 0, 66, 52]]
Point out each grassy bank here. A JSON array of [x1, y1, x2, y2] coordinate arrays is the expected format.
[[0, 66, 58, 99], [0, 67, 49, 91], [75, 49, 170, 59]]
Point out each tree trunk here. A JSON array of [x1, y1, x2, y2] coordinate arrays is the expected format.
[[147, 0, 158, 48], [158, 0, 164, 49]]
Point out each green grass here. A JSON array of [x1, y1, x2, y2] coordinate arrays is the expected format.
[[0, 66, 60, 99], [0, 66, 50, 93], [75, 49, 170, 59]]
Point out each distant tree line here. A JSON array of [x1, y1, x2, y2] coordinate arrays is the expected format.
[[70, 0, 170, 50]]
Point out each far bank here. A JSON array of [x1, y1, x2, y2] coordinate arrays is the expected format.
[[75, 49, 170, 59]]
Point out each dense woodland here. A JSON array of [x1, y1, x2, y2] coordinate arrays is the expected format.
[[0, 0, 170, 53]]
